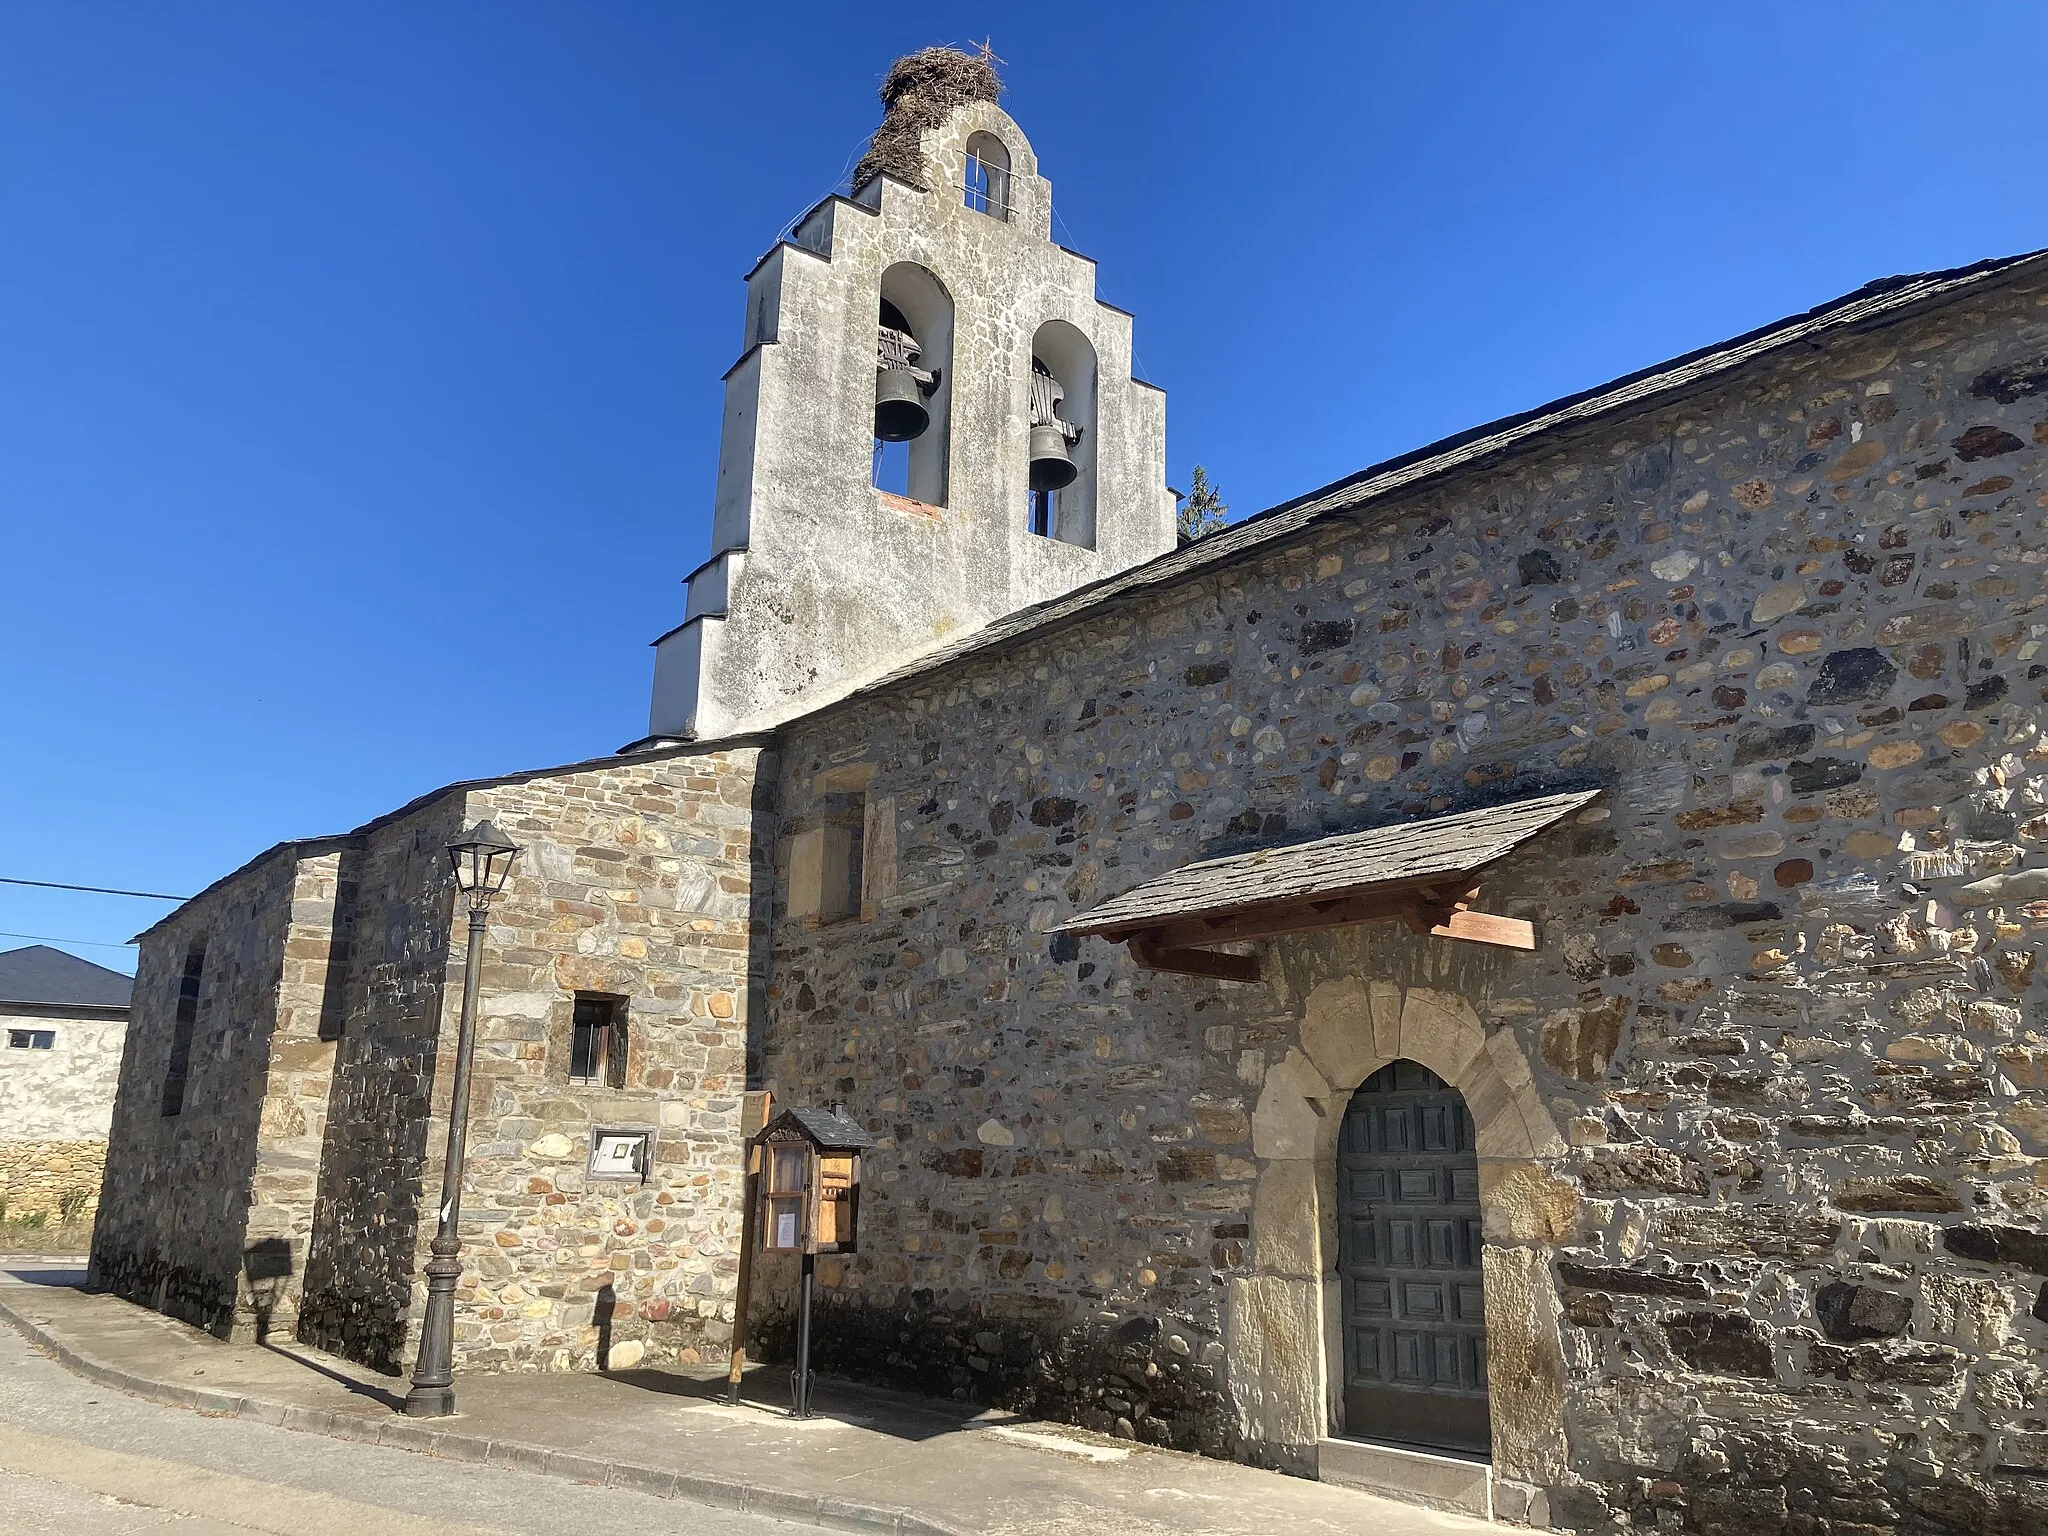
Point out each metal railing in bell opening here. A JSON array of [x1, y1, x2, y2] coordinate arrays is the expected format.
[[963, 155, 1014, 220]]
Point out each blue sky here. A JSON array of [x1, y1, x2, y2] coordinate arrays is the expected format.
[[4, 2, 2045, 972]]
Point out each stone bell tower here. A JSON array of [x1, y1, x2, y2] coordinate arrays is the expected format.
[[645, 48, 1177, 743]]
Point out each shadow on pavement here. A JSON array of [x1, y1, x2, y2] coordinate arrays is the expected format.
[[597, 1361, 1023, 1444], [0, 1265, 90, 1288], [260, 1340, 408, 1413], [226, 1293, 1011, 1444]]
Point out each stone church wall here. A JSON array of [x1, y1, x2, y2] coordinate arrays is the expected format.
[[757, 272, 2048, 1532], [97, 745, 772, 1374], [298, 745, 772, 1375], [91, 842, 343, 1336]]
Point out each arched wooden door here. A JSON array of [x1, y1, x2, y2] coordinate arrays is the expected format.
[[1337, 1060, 1490, 1455]]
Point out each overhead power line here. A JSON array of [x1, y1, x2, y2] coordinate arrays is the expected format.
[[0, 929, 138, 951], [0, 877, 190, 901]]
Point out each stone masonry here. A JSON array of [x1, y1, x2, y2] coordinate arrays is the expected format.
[[296, 744, 772, 1375], [96, 744, 775, 1370], [453, 748, 769, 1374], [0, 1138, 107, 1224], [753, 265, 2048, 1531], [92, 844, 343, 1333]]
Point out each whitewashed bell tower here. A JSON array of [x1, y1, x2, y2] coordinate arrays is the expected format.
[[645, 49, 1177, 743]]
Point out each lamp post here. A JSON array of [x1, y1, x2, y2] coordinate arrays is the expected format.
[[405, 818, 520, 1418]]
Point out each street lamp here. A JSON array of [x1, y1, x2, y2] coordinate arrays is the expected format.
[[405, 818, 519, 1418]]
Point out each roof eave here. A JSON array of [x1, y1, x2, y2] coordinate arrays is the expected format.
[[795, 249, 2048, 728]]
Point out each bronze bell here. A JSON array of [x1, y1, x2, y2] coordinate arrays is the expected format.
[[874, 368, 930, 442], [1028, 423, 1078, 491]]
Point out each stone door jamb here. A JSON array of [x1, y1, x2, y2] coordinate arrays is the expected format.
[[1234, 976, 1572, 1488]]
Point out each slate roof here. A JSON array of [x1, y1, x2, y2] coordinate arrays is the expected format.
[[1059, 790, 1601, 938], [761, 1106, 877, 1150], [133, 729, 777, 943], [821, 251, 2048, 719], [0, 945, 135, 1009]]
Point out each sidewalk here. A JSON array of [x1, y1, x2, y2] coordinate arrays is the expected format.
[[0, 1272, 1494, 1536]]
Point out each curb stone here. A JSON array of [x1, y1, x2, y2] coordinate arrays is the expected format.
[[0, 1295, 965, 1536]]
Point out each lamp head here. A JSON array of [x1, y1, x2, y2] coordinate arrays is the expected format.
[[447, 819, 520, 905]]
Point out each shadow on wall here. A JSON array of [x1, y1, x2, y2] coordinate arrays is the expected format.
[[595, 1280, 616, 1369], [744, 761, 779, 1090], [316, 859, 360, 1045], [243, 1237, 293, 1344], [296, 808, 464, 1375]]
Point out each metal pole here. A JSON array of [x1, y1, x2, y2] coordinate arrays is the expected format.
[[792, 1251, 815, 1419], [405, 901, 488, 1417]]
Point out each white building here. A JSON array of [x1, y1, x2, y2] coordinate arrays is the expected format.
[[0, 944, 131, 1221]]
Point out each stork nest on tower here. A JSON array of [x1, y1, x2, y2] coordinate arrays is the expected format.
[[853, 46, 1001, 194]]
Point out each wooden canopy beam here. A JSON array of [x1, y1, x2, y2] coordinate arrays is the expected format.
[[1130, 936, 1261, 983], [1110, 878, 1535, 981]]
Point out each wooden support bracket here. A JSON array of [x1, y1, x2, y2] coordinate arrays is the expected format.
[[1130, 936, 1260, 983], [1431, 908, 1537, 949]]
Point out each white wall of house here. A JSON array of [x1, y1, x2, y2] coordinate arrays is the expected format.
[[0, 1006, 128, 1142]]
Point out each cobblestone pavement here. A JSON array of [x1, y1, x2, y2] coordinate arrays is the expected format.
[[0, 1314, 801, 1535]]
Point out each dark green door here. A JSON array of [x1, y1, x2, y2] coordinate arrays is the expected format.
[[1337, 1060, 1490, 1455]]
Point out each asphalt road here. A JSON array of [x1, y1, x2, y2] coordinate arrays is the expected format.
[[0, 1264, 802, 1536]]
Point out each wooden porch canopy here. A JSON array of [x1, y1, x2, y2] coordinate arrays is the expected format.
[[1057, 789, 1599, 982]]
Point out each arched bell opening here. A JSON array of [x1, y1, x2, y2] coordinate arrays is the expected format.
[[1026, 319, 1096, 547], [873, 263, 953, 506], [963, 131, 1011, 220], [1335, 1060, 1491, 1458]]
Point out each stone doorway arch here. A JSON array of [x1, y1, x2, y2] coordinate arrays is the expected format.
[[1229, 977, 1571, 1497]]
